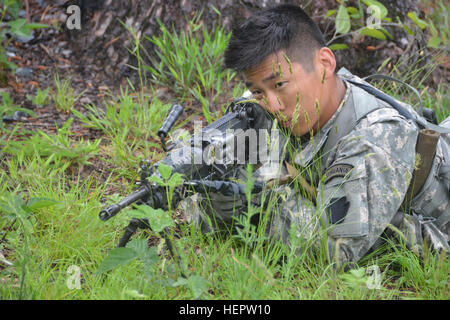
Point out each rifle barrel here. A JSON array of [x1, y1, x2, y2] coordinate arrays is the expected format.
[[99, 185, 150, 221]]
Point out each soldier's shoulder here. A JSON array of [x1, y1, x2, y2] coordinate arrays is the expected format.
[[338, 67, 419, 129], [340, 96, 419, 160], [360, 103, 414, 127], [352, 104, 418, 142]]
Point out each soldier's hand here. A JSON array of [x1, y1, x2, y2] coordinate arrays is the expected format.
[[247, 102, 273, 131]]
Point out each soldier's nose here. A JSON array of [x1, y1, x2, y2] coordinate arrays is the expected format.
[[266, 93, 284, 114]]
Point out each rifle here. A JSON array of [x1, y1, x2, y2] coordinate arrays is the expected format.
[[99, 98, 273, 249]]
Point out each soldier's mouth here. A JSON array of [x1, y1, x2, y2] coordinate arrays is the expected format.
[[279, 119, 292, 128]]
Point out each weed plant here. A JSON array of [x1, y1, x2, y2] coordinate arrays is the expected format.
[[141, 12, 238, 121], [0, 91, 35, 127], [1, 118, 101, 169], [52, 75, 85, 113], [72, 87, 172, 173], [26, 88, 50, 108]]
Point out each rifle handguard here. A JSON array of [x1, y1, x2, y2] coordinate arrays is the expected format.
[[186, 179, 263, 196]]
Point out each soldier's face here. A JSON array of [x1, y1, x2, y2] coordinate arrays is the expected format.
[[244, 50, 329, 137]]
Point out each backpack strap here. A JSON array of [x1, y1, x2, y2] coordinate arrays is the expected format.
[[347, 79, 450, 134], [362, 74, 424, 116]]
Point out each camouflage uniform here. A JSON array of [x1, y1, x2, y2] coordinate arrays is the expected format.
[[179, 68, 450, 266]]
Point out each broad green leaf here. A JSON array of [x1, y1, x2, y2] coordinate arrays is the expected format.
[[157, 163, 172, 180], [172, 275, 210, 299], [96, 247, 138, 274], [26, 198, 58, 211], [187, 275, 209, 299], [124, 207, 148, 220], [127, 239, 150, 257], [133, 205, 173, 233], [428, 20, 438, 37], [148, 175, 165, 186], [363, 0, 388, 19], [123, 290, 148, 299], [8, 19, 31, 38], [427, 36, 441, 48], [347, 6, 362, 19], [346, 7, 359, 14], [172, 276, 188, 287], [140, 246, 159, 274], [350, 267, 366, 278], [25, 23, 48, 30], [147, 209, 173, 233], [379, 27, 393, 40], [403, 24, 415, 36], [8, 18, 27, 30], [4, 0, 21, 19], [127, 239, 159, 276], [0, 195, 26, 220], [326, 10, 336, 17], [168, 172, 184, 188], [10, 28, 30, 38], [360, 27, 386, 40], [335, 5, 351, 34], [407, 12, 428, 29], [329, 43, 349, 51]]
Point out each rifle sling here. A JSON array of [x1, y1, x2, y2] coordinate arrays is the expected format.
[[402, 129, 440, 209]]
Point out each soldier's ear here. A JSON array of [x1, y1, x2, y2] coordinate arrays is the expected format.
[[315, 47, 336, 80]]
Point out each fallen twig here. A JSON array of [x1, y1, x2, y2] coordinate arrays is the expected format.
[[24, 0, 31, 23], [39, 43, 55, 62]]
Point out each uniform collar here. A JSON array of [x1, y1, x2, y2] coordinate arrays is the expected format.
[[293, 70, 352, 167]]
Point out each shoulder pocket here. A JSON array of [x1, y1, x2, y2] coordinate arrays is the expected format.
[[320, 162, 369, 238]]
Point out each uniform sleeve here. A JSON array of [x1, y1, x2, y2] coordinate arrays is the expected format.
[[318, 108, 418, 265]]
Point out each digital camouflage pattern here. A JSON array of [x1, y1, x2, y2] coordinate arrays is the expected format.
[[179, 68, 450, 267]]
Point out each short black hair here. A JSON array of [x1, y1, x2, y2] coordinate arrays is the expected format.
[[224, 4, 326, 73]]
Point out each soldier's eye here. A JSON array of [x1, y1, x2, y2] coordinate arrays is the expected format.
[[275, 82, 286, 89], [252, 90, 262, 96]]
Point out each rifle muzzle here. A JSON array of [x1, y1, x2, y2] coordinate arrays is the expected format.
[[99, 204, 121, 221], [99, 185, 150, 221]]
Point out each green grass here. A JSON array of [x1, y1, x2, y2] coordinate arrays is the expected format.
[[72, 87, 172, 176], [139, 12, 241, 122], [0, 13, 449, 300], [52, 74, 85, 113]]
